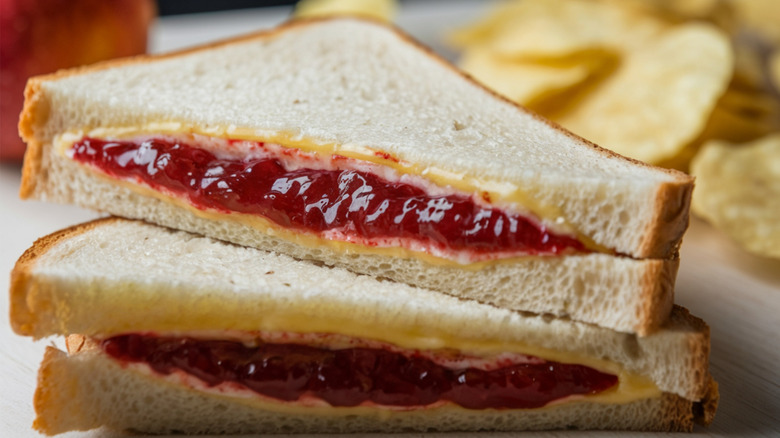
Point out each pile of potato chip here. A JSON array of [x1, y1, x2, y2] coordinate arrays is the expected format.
[[450, 0, 780, 259], [294, 0, 396, 22], [691, 135, 780, 258], [292, 0, 779, 258]]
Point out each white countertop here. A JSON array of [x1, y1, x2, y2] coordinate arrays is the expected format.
[[1, 2, 778, 437]]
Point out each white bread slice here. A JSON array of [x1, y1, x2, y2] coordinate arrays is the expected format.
[[18, 17, 694, 253], [18, 17, 692, 262], [30, 341, 716, 434], [10, 218, 714, 407], [17, 18, 691, 334]]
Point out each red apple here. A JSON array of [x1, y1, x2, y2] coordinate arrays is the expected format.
[[0, 0, 155, 161]]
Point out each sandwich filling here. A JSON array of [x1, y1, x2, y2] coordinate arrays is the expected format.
[[65, 133, 594, 264], [100, 332, 618, 410]]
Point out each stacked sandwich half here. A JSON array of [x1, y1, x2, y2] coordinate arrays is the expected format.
[[10, 18, 717, 434]]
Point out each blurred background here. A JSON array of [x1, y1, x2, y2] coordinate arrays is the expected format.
[[157, 0, 297, 15]]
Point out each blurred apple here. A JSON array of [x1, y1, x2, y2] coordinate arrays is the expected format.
[[0, 0, 155, 161]]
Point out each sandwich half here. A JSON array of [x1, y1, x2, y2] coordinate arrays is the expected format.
[[11, 218, 717, 434], [18, 17, 692, 335]]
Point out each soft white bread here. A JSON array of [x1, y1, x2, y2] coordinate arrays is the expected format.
[[30, 341, 715, 435], [18, 18, 690, 333], [10, 218, 715, 407], [18, 17, 692, 261]]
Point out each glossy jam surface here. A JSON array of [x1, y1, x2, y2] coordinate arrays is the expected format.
[[102, 334, 617, 409], [70, 137, 588, 256]]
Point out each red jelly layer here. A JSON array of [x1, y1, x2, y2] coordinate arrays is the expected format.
[[70, 137, 588, 256], [101, 334, 617, 409]]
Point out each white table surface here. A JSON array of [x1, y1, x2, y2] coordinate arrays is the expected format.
[[1, 2, 778, 437]]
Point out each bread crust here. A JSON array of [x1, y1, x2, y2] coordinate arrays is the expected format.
[[18, 16, 692, 260], [9, 218, 118, 336], [639, 252, 677, 335], [641, 180, 694, 258], [666, 306, 712, 400], [32, 344, 716, 434]]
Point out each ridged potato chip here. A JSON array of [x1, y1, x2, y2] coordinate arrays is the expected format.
[[450, 0, 780, 258], [450, 0, 734, 165], [452, 0, 663, 59], [460, 49, 610, 103], [717, 87, 780, 135], [691, 134, 780, 258], [294, 0, 397, 22], [657, 86, 780, 170], [601, 0, 734, 27], [731, 0, 780, 44], [732, 41, 768, 90], [771, 50, 780, 92], [447, 1, 528, 49], [552, 23, 733, 163], [653, 0, 724, 18]]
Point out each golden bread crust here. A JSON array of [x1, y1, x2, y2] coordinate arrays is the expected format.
[[640, 181, 694, 258], [33, 347, 96, 435], [668, 306, 712, 400], [9, 218, 118, 336], [637, 254, 678, 335], [695, 378, 719, 426]]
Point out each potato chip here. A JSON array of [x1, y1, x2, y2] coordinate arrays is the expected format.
[[460, 51, 589, 103], [524, 55, 621, 115], [447, 1, 528, 49], [691, 134, 780, 258], [449, 0, 735, 165], [691, 86, 780, 149], [489, 1, 649, 58], [719, 87, 780, 123], [730, 0, 780, 44], [460, 49, 611, 104], [550, 23, 733, 164], [656, 88, 780, 171], [294, 0, 397, 22], [731, 43, 768, 91], [453, 0, 665, 59], [660, 0, 724, 18], [704, 104, 778, 144], [601, 0, 733, 27], [771, 50, 780, 92]]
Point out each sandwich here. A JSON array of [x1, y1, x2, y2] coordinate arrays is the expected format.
[[17, 17, 693, 335], [11, 218, 717, 434]]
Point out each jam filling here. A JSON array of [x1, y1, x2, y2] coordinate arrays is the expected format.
[[70, 137, 588, 257], [101, 334, 618, 409]]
